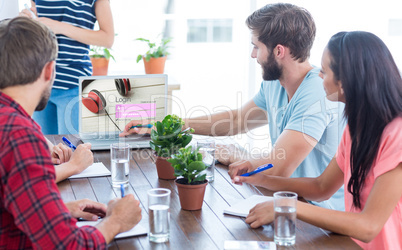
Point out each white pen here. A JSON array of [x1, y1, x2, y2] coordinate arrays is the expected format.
[[24, 4, 37, 19]]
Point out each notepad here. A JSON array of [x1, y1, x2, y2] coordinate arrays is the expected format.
[[77, 220, 148, 239], [224, 240, 276, 249], [69, 162, 111, 179], [223, 195, 273, 217]]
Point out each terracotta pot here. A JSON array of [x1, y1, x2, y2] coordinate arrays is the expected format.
[[155, 155, 176, 180], [91, 57, 109, 76], [143, 56, 167, 74], [175, 179, 208, 210]]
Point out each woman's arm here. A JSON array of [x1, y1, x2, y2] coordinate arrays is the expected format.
[[299, 162, 402, 242], [234, 157, 344, 201], [32, 0, 114, 48], [246, 162, 402, 243]]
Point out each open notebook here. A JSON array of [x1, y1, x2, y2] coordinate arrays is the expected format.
[[77, 220, 147, 239], [69, 162, 111, 179], [223, 195, 273, 217]]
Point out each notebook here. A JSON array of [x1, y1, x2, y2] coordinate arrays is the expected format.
[[77, 220, 148, 239], [78, 74, 167, 150], [223, 195, 273, 217], [69, 162, 110, 179]]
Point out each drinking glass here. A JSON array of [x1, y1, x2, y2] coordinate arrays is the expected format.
[[196, 140, 215, 182], [110, 143, 130, 187], [274, 191, 297, 246], [148, 188, 171, 243]]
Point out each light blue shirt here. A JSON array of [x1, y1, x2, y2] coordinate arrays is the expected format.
[[253, 67, 345, 211]]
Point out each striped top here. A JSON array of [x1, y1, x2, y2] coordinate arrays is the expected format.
[[35, 0, 97, 89]]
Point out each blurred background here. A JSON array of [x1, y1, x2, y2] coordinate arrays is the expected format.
[[3, 0, 402, 151]]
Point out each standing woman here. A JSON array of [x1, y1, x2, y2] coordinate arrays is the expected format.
[[21, 0, 114, 134], [236, 31, 402, 249]]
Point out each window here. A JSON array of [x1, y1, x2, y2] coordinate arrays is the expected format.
[[187, 19, 232, 43], [389, 19, 402, 36]]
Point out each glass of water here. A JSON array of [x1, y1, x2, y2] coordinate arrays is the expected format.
[[274, 191, 297, 246], [110, 143, 130, 187], [196, 140, 215, 183], [148, 188, 171, 243]]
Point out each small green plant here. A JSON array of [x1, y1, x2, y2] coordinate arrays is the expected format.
[[135, 37, 172, 63], [90, 46, 115, 61], [150, 114, 194, 158], [167, 146, 207, 184]]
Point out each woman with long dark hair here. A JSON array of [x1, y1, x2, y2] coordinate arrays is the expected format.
[[234, 31, 402, 249]]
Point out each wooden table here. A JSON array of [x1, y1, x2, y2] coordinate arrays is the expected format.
[[48, 135, 361, 250]]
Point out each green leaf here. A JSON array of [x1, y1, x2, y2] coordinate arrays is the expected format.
[[174, 169, 184, 177], [193, 174, 206, 182], [181, 135, 192, 147], [136, 55, 143, 63], [156, 121, 163, 135], [187, 161, 207, 172]]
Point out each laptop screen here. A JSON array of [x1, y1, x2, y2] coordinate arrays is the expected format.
[[79, 74, 167, 139]]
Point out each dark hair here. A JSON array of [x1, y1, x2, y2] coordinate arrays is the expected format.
[[0, 17, 57, 89], [327, 31, 402, 208], [246, 3, 316, 62]]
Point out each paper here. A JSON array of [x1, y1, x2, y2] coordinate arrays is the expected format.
[[69, 162, 111, 179], [223, 195, 273, 217], [77, 220, 148, 239], [224, 240, 276, 249]]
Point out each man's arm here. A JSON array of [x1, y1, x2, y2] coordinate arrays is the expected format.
[[185, 99, 268, 136], [54, 143, 94, 183], [228, 129, 317, 178]]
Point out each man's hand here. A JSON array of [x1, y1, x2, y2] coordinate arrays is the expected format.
[[119, 120, 152, 137], [50, 143, 72, 165], [105, 194, 142, 233], [245, 200, 275, 228], [216, 144, 248, 165], [228, 160, 254, 184], [68, 143, 94, 175], [65, 199, 107, 221]]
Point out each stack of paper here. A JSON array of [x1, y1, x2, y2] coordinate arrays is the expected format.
[[69, 162, 111, 179], [223, 195, 273, 217]]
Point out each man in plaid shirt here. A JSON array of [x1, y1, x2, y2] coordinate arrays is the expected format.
[[0, 17, 142, 249]]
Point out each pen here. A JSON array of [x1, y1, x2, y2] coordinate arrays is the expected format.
[[62, 137, 77, 151], [129, 124, 153, 129], [240, 164, 273, 177], [120, 184, 125, 198], [24, 4, 37, 19]]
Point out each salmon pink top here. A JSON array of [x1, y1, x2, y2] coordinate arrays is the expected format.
[[336, 117, 402, 250]]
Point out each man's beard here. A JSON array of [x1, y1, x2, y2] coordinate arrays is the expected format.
[[262, 52, 282, 81], [35, 87, 51, 111]]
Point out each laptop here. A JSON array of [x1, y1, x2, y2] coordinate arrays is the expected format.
[[78, 74, 167, 150]]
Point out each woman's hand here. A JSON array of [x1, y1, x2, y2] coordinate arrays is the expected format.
[[245, 200, 275, 228]]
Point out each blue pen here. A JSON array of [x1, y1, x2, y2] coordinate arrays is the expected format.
[[240, 164, 273, 177], [120, 184, 125, 198], [129, 124, 153, 129], [62, 137, 77, 151]]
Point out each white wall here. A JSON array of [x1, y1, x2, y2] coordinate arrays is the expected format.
[[0, 0, 19, 20]]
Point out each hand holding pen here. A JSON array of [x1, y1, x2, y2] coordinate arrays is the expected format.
[[240, 164, 273, 176], [231, 163, 274, 185]]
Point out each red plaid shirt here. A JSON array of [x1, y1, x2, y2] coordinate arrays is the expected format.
[[0, 93, 106, 249]]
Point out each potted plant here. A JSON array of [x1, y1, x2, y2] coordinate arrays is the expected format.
[[150, 114, 194, 180], [167, 146, 208, 210], [135, 37, 172, 74], [90, 46, 115, 76]]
